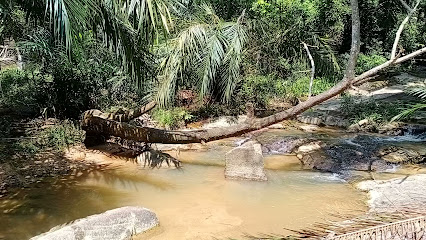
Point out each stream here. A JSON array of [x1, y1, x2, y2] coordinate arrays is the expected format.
[[0, 127, 425, 240]]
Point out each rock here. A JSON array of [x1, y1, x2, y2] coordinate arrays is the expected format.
[[358, 174, 426, 212], [358, 119, 369, 126], [403, 124, 426, 136], [299, 135, 395, 173], [225, 140, 267, 181], [378, 122, 405, 135], [202, 116, 248, 129], [30, 206, 159, 240], [268, 123, 284, 129], [378, 146, 425, 164], [347, 123, 361, 133], [262, 137, 309, 154], [297, 141, 322, 153], [298, 112, 350, 128], [299, 151, 334, 171], [298, 124, 319, 132]]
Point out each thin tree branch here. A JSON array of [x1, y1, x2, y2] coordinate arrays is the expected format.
[[399, 0, 413, 12], [302, 42, 315, 97], [391, 0, 421, 60]]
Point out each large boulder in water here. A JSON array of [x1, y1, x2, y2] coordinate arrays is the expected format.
[[261, 136, 311, 154], [30, 206, 159, 240], [297, 135, 394, 173], [225, 140, 267, 181], [358, 174, 426, 212]]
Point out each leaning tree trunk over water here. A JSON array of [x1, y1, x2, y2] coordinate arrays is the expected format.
[[81, 0, 426, 144]]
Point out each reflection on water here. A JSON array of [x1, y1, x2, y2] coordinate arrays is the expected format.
[[0, 158, 367, 240]]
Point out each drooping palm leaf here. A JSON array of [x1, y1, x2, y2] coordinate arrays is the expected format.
[[155, 6, 247, 106], [392, 85, 426, 121], [220, 12, 247, 102]]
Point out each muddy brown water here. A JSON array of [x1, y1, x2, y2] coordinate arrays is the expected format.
[[0, 149, 367, 240], [1, 128, 424, 240]]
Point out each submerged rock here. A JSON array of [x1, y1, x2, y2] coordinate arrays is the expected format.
[[262, 136, 310, 154], [31, 206, 159, 240], [378, 146, 425, 164], [296, 135, 394, 173], [225, 140, 267, 181], [358, 174, 426, 212]]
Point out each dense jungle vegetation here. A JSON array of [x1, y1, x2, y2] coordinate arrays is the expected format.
[[0, 0, 425, 149]]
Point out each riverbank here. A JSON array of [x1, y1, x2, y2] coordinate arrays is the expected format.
[[0, 145, 109, 198]]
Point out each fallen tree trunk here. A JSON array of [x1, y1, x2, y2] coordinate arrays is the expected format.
[[81, 0, 425, 145]]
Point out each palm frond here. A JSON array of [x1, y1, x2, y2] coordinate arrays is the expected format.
[[409, 86, 426, 99], [392, 103, 426, 121], [156, 23, 208, 106], [220, 12, 247, 102], [45, 0, 96, 52], [392, 85, 426, 121], [198, 31, 226, 98], [155, 6, 247, 106]]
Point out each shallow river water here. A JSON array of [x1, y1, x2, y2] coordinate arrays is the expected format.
[[0, 150, 368, 240], [3, 127, 424, 240]]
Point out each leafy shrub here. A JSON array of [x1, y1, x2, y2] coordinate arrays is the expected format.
[[0, 69, 37, 109], [283, 76, 335, 99], [39, 121, 84, 151], [14, 120, 84, 154], [152, 108, 193, 129], [15, 30, 145, 119], [190, 101, 245, 120], [340, 95, 402, 124], [241, 75, 284, 107], [355, 53, 387, 75]]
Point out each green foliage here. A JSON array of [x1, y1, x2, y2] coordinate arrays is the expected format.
[[8, 30, 145, 119], [240, 73, 335, 107], [190, 102, 245, 119], [393, 85, 426, 121], [341, 95, 402, 125], [283, 76, 335, 99], [14, 120, 84, 155], [156, 5, 248, 106], [39, 121, 84, 151], [0, 69, 37, 108], [355, 53, 387, 75], [152, 108, 194, 129], [241, 75, 284, 107], [248, 0, 347, 79], [0, 5, 27, 41]]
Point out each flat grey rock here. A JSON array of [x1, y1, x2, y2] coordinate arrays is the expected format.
[[31, 206, 159, 240], [225, 140, 267, 181], [358, 174, 426, 212]]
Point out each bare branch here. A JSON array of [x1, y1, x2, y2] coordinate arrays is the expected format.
[[395, 46, 426, 64], [399, 0, 413, 12], [391, 0, 421, 59], [302, 42, 315, 97]]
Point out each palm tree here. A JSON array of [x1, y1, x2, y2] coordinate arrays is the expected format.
[[8, 0, 179, 83], [156, 4, 247, 106]]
